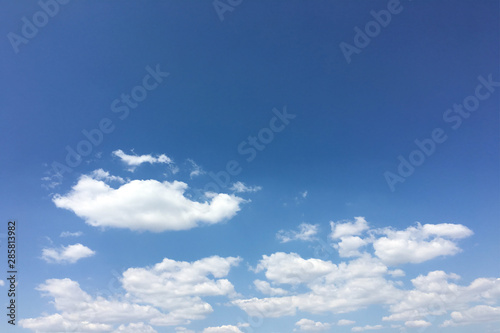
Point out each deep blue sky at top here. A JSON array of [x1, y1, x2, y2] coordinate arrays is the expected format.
[[0, 1, 498, 331]]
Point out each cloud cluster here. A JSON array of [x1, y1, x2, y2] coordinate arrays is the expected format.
[[22, 217, 499, 332], [20, 256, 241, 331], [53, 171, 245, 232]]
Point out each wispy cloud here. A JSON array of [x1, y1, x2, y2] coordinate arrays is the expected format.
[[59, 231, 83, 238], [187, 159, 205, 178], [276, 223, 318, 243], [230, 181, 262, 193], [112, 149, 173, 171]]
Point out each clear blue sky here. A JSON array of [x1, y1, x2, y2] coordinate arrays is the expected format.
[[0, 1, 499, 332]]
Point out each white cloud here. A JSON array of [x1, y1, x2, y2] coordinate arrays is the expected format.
[[21, 256, 242, 331], [175, 327, 195, 333], [203, 325, 243, 333], [122, 256, 241, 325], [277, 223, 318, 243], [351, 324, 383, 332], [254, 280, 288, 296], [53, 172, 245, 232], [112, 149, 173, 171], [405, 319, 431, 327], [441, 305, 500, 326], [19, 279, 163, 332], [59, 231, 83, 238], [235, 253, 402, 318], [338, 319, 355, 326], [373, 223, 473, 265], [330, 217, 369, 239], [294, 318, 331, 331], [19, 313, 113, 332], [335, 236, 367, 257], [113, 322, 157, 333], [384, 271, 500, 322], [90, 169, 125, 183], [41, 243, 95, 264], [301, 191, 308, 198], [230, 181, 262, 193], [253, 252, 336, 285], [0, 280, 4, 287], [187, 159, 205, 178]]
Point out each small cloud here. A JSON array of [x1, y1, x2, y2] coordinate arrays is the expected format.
[[41, 244, 95, 264], [338, 320, 356, 326], [90, 169, 125, 183], [0, 280, 4, 287], [112, 149, 173, 171], [112, 322, 157, 333], [230, 181, 262, 193], [203, 325, 243, 333], [59, 231, 83, 238], [294, 318, 331, 332], [277, 223, 318, 243], [405, 320, 431, 328], [301, 191, 308, 198], [187, 159, 205, 178], [351, 325, 383, 332]]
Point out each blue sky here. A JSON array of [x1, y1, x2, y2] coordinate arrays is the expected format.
[[1, 0, 499, 332]]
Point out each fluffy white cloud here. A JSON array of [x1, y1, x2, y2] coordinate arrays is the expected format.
[[373, 223, 473, 265], [441, 305, 500, 326], [122, 256, 241, 325], [41, 243, 95, 264], [230, 181, 262, 193], [235, 253, 402, 318], [330, 217, 369, 239], [276, 223, 318, 243], [384, 271, 500, 322], [351, 324, 383, 332], [338, 319, 355, 326], [19, 279, 164, 332], [21, 256, 241, 331], [0, 280, 4, 286], [405, 319, 431, 327], [253, 252, 336, 285], [203, 325, 243, 333], [53, 172, 244, 232], [113, 322, 157, 333], [253, 280, 288, 296], [59, 231, 83, 238], [294, 318, 331, 331], [112, 150, 173, 171], [335, 236, 367, 257]]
